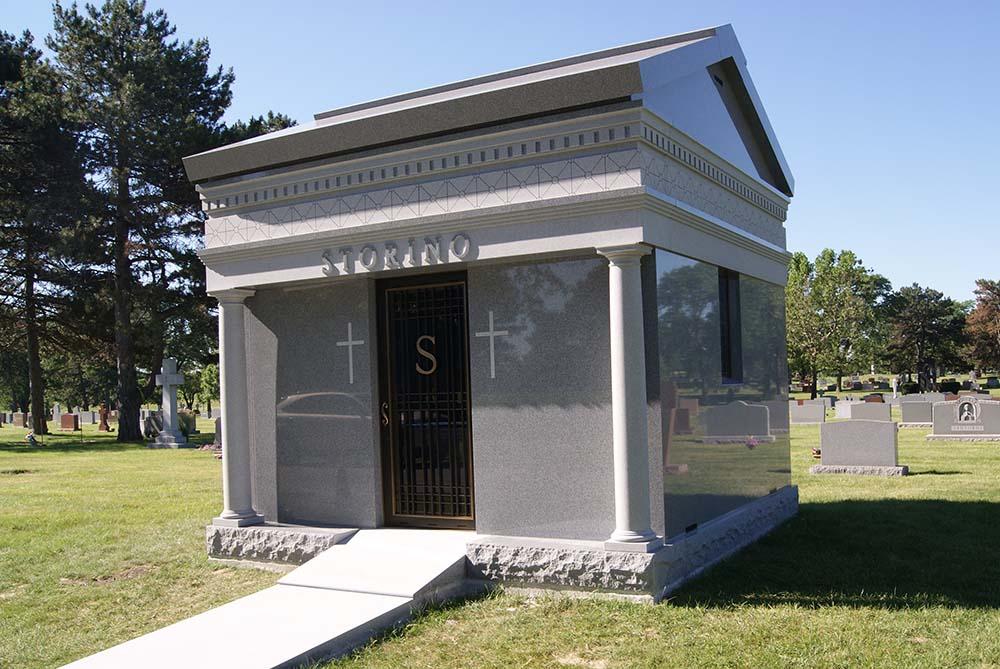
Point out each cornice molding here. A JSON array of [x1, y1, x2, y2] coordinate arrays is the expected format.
[[196, 108, 789, 234], [197, 188, 789, 272]]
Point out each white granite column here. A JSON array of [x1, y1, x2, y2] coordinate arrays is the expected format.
[[211, 289, 263, 527], [597, 245, 660, 552]]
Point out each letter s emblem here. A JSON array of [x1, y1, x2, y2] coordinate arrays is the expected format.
[[415, 335, 437, 375]]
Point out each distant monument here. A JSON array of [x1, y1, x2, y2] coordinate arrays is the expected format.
[[149, 358, 188, 448]]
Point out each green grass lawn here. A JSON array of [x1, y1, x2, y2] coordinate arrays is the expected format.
[[2, 420, 999, 668], [0, 422, 278, 668]]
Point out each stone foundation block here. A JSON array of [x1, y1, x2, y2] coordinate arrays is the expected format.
[[206, 523, 356, 565], [468, 485, 799, 601]]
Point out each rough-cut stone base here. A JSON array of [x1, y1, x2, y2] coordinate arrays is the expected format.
[[655, 484, 798, 597], [809, 464, 908, 476], [926, 434, 1000, 442], [467, 485, 798, 601], [898, 422, 931, 429], [206, 523, 357, 565]]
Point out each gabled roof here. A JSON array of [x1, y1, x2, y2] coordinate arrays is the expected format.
[[184, 25, 793, 196]]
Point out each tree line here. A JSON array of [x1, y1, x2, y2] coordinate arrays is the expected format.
[[0, 0, 294, 439], [786, 249, 1000, 397]]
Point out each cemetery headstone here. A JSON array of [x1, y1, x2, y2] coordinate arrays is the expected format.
[[790, 402, 826, 424], [756, 399, 789, 432], [52, 403, 62, 425], [810, 420, 907, 476], [677, 397, 700, 416], [701, 401, 773, 442], [60, 414, 80, 431], [149, 358, 189, 448], [899, 401, 932, 426], [849, 402, 891, 421], [927, 396, 1000, 441], [213, 416, 222, 448], [15, 413, 28, 428], [673, 408, 692, 435], [835, 400, 861, 419]]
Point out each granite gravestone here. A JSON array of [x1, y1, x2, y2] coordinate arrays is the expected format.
[[848, 402, 891, 422], [790, 402, 825, 424], [811, 420, 906, 476], [756, 399, 790, 432], [928, 397, 1000, 441], [900, 401, 932, 426], [149, 358, 188, 448], [835, 400, 861, 419], [701, 401, 773, 442], [60, 414, 80, 431]]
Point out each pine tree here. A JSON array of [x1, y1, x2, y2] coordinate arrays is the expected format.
[[0, 31, 86, 434], [48, 0, 234, 440]]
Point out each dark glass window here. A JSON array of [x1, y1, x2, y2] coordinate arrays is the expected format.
[[718, 268, 743, 383]]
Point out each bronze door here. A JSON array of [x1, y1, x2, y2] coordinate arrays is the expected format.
[[378, 275, 474, 528]]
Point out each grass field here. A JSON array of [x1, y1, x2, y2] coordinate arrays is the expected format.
[[2, 416, 999, 668]]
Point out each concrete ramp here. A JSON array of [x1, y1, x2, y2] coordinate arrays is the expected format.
[[64, 529, 471, 668]]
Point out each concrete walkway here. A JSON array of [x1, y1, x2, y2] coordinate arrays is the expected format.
[[64, 529, 472, 668]]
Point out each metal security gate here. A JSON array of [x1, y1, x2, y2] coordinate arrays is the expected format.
[[378, 275, 474, 528]]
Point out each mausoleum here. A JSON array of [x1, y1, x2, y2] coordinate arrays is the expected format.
[[185, 25, 797, 600]]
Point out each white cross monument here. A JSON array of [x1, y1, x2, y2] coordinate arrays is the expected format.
[[151, 357, 187, 448]]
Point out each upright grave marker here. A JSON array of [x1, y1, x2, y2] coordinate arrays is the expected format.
[[927, 396, 1000, 441], [899, 401, 933, 427], [149, 358, 188, 448], [701, 401, 773, 442], [811, 420, 907, 476]]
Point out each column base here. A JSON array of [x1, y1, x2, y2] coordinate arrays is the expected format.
[[604, 535, 663, 553], [213, 513, 265, 528]]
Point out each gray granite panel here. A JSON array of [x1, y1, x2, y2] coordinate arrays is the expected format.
[[653, 250, 790, 539], [467, 257, 615, 541], [820, 420, 898, 467], [900, 401, 932, 424], [790, 403, 826, 424], [835, 401, 860, 419], [848, 402, 891, 422], [930, 397, 1000, 439], [246, 281, 380, 527]]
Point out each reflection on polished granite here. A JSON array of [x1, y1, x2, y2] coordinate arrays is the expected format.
[[654, 249, 791, 538]]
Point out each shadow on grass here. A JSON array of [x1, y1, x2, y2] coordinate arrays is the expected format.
[[672, 499, 1000, 609], [908, 470, 970, 476]]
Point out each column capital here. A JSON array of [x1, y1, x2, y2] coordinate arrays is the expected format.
[[596, 244, 652, 264], [210, 288, 256, 305]]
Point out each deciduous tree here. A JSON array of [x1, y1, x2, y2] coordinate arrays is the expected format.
[[785, 249, 889, 397], [966, 279, 1000, 373], [881, 284, 968, 390]]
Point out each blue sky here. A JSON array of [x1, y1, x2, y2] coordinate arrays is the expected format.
[[6, 0, 998, 301]]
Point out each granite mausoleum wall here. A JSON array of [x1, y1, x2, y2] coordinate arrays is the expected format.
[[245, 281, 381, 527], [467, 256, 615, 541], [652, 249, 791, 538]]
